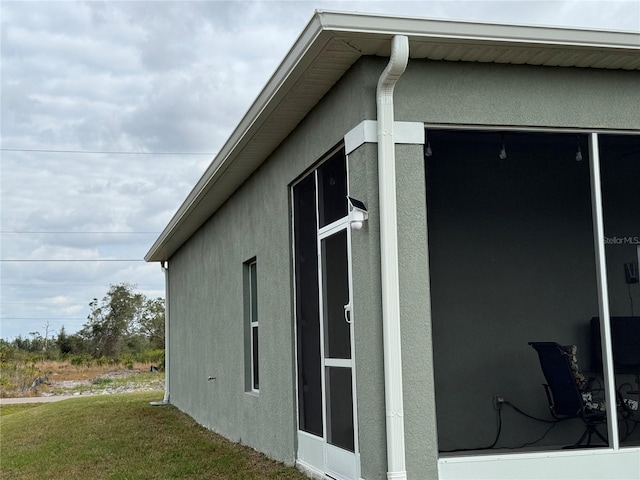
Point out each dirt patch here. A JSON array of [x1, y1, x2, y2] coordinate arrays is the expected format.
[[94, 369, 142, 380], [1, 360, 164, 399], [41, 368, 164, 397]]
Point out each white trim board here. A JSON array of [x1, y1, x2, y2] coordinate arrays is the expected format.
[[344, 120, 425, 154], [438, 447, 640, 480]]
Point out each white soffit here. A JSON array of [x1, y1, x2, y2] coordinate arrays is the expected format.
[[145, 11, 640, 262]]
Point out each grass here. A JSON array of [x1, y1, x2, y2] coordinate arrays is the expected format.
[[0, 392, 309, 479], [0, 403, 41, 417]]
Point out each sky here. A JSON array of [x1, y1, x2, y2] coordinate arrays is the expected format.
[[1, 0, 639, 342]]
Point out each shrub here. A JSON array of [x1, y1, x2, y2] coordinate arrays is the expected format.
[[95, 356, 109, 367], [134, 349, 165, 365], [70, 356, 83, 366], [70, 355, 92, 367], [91, 377, 113, 386], [0, 375, 16, 392]]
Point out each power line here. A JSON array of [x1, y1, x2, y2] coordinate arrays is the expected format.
[[1, 301, 84, 304], [1, 259, 145, 262], [1, 284, 162, 287], [0, 231, 159, 234], [1, 148, 214, 155], [1, 317, 86, 320]]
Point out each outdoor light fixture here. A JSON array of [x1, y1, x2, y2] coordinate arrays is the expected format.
[[575, 137, 583, 161], [347, 196, 368, 230], [425, 141, 433, 158], [499, 135, 507, 160]]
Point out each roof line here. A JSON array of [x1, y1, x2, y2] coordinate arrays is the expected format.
[[316, 10, 640, 49], [145, 11, 640, 262]]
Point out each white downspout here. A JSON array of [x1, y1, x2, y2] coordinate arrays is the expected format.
[[151, 260, 170, 406], [377, 35, 409, 480]]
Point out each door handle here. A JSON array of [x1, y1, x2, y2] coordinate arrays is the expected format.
[[343, 303, 352, 324]]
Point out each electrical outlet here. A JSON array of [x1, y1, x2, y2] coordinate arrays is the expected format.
[[493, 395, 505, 410]]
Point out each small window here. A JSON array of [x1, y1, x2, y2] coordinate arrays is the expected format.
[[246, 259, 259, 392]]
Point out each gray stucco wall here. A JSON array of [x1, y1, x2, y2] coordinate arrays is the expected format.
[[167, 59, 375, 466], [396, 143, 439, 478], [166, 53, 639, 479], [396, 59, 640, 131]]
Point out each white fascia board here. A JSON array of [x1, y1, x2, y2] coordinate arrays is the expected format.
[[317, 10, 640, 51], [345, 120, 425, 154]]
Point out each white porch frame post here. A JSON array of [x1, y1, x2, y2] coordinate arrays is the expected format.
[[588, 132, 619, 449]]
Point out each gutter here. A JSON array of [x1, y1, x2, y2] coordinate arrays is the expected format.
[[151, 261, 170, 406], [377, 35, 409, 480]]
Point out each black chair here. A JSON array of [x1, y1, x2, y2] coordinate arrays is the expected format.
[[529, 341, 608, 448]]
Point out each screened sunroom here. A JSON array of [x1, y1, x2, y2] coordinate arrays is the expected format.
[[427, 129, 640, 477]]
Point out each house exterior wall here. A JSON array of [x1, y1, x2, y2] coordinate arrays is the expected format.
[[166, 60, 375, 466], [345, 58, 639, 473], [395, 143, 439, 478], [166, 53, 639, 479]]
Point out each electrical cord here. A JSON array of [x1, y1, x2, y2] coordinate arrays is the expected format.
[[504, 400, 558, 423], [500, 400, 562, 449], [440, 394, 640, 453], [502, 420, 559, 450], [439, 399, 563, 453], [439, 407, 503, 453]]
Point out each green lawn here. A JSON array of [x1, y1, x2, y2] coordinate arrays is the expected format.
[[0, 392, 308, 479], [0, 403, 41, 417]]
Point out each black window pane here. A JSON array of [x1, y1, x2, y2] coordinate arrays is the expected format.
[[250, 262, 258, 324], [252, 326, 259, 390], [318, 149, 347, 228], [293, 175, 323, 436], [322, 230, 351, 359], [326, 367, 354, 452]]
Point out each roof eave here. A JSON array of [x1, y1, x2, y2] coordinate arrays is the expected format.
[[145, 11, 640, 263]]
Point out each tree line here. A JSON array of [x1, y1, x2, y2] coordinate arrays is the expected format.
[[1, 283, 165, 362]]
